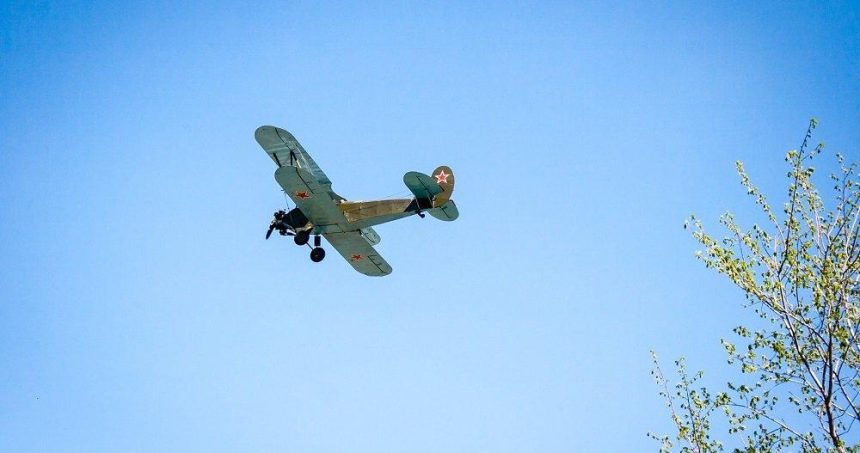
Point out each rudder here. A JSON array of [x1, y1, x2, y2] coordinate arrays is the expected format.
[[430, 166, 455, 207]]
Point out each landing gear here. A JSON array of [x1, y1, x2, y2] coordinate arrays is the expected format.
[[294, 229, 310, 246], [309, 235, 325, 262]]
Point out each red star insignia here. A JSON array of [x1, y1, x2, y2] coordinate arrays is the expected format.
[[295, 191, 310, 200], [350, 254, 363, 261], [434, 170, 449, 184]]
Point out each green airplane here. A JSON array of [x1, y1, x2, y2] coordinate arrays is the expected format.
[[256, 125, 459, 276]]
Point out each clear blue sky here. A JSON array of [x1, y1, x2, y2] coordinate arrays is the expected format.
[[1, 1, 858, 451]]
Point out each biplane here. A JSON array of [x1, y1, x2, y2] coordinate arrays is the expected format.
[[255, 126, 459, 276]]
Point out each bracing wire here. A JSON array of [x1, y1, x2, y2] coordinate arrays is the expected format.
[[282, 190, 292, 211], [378, 190, 413, 200]]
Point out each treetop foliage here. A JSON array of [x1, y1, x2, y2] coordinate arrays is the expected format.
[[652, 119, 859, 452]]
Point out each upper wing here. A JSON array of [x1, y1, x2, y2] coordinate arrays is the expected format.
[[255, 125, 332, 185], [324, 231, 393, 276]]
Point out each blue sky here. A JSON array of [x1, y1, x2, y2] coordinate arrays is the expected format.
[[1, 1, 858, 451]]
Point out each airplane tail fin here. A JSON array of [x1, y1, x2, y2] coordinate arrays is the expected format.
[[427, 166, 457, 220], [429, 166, 454, 206]]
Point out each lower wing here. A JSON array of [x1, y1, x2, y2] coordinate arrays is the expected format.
[[324, 231, 393, 276]]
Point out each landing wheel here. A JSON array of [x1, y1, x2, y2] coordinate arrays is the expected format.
[[310, 247, 326, 262], [294, 230, 310, 246]]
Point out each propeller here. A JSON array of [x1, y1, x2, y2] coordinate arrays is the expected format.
[[265, 210, 294, 240]]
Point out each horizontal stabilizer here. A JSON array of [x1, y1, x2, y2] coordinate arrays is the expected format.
[[403, 165, 456, 209], [428, 200, 459, 221], [403, 171, 442, 209]]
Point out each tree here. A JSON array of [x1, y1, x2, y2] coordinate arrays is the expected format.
[[651, 119, 860, 452]]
